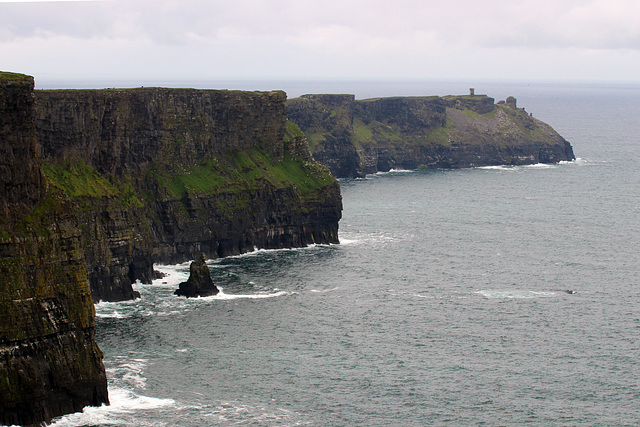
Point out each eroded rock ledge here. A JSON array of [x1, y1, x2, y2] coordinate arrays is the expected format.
[[286, 93, 575, 178], [34, 87, 342, 302]]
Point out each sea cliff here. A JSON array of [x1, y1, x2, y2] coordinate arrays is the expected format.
[[1, 73, 342, 424], [0, 72, 108, 426], [34, 87, 342, 302], [286, 93, 575, 177]]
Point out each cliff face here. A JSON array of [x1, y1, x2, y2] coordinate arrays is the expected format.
[[0, 73, 108, 426], [35, 88, 341, 301], [286, 94, 575, 178]]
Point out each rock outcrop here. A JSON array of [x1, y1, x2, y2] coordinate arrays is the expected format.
[[175, 254, 219, 297], [0, 72, 108, 426], [286, 93, 575, 178], [34, 87, 342, 302]]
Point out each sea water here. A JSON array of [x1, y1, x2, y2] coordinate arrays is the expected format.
[[49, 81, 640, 426]]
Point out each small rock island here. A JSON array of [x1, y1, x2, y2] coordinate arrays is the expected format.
[[175, 254, 220, 297]]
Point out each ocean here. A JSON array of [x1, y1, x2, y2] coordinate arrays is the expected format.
[[48, 80, 640, 426]]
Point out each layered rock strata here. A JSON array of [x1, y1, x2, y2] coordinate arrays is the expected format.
[[34, 87, 342, 302], [286, 93, 575, 178], [0, 72, 108, 426]]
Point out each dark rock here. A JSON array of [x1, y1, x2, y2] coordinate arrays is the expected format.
[[0, 72, 108, 426], [175, 254, 219, 297], [287, 93, 575, 178], [0, 72, 44, 218]]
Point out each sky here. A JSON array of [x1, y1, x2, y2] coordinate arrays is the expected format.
[[1, 0, 640, 86]]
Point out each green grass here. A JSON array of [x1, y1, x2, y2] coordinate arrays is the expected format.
[[284, 120, 305, 141], [151, 148, 335, 201], [369, 121, 403, 144], [41, 159, 142, 208], [305, 132, 327, 153], [443, 94, 490, 100], [38, 141, 335, 221], [352, 118, 374, 147], [424, 125, 452, 146], [0, 72, 30, 82], [496, 104, 549, 142], [42, 159, 118, 199]]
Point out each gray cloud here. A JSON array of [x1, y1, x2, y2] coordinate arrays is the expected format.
[[3, 0, 640, 49], [2, 0, 640, 81], [0, 1, 116, 40]]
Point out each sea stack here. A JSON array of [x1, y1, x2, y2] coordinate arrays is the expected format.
[[175, 254, 219, 297]]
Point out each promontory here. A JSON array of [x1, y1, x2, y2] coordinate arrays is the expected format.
[[286, 92, 575, 177]]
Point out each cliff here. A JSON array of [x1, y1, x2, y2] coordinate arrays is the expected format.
[[0, 73, 108, 426], [34, 87, 342, 302], [1, 74, 342, 424], [286, 93, 575, 177]]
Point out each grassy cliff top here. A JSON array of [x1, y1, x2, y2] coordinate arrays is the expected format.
[[442, 94, 491, 100], [38, 86, 286, 97], [0, 71, 33, 84], [358, 95, 441, 102]]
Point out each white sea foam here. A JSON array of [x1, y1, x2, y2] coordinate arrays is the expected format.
[[50, 357, 173, 426], [207, 289, 289, 300], [111, 358, 148, 389], [478, 165, 515, 170], [372, 168, 414, 177], [153, 264, 190, 286], [95, 310, 127, 319], [95, 298, 142, 319], [337, 237, 358, 245], [479, 163, 559, 171], [524, 163, 554, 169], [311, 286, 339, 293], [201, 401, 300, 425], [95, 298, 139, 309], [476, 289, 556, 299], [49, 387, 176, 426], [411, 293, 435, 299], [337, 231, 401, 247], [236, 243, 332, 257]]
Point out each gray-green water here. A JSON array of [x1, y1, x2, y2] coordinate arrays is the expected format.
[[51, 81, 640, 426]]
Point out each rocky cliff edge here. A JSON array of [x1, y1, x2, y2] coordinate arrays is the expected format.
[[0, 72, 108, 426], [286, 93, 575, 178], [34, 87, 342, 302]]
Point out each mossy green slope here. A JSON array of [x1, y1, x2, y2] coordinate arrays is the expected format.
[[150, 148, 333, 201]]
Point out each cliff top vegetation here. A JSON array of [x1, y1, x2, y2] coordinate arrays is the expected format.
[[0, 71, 31, 82]]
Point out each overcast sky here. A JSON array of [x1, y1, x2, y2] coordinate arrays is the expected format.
[[2, 0, 640, 86]]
